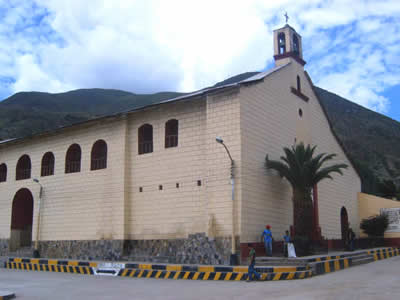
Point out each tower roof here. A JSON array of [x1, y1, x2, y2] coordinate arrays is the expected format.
[[273, 23, 298, 33]]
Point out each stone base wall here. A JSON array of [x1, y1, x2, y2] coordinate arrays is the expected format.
[[7, 233, 236, 264], [0, 239, 9, 256], [36, 233, 235, 264], [38, 240, 124, 261], [124, 233, 234, 265]]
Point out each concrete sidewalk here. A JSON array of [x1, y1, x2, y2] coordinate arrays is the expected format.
[[2, 247, 399, 282], [1, 256, 400, 300]]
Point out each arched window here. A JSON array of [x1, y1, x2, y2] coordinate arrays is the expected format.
[[16, 155, 31, 180], [278, 32, 286, 54], [41, 152, 55, 177], [91, 140, 107, 170], [138, 124, 153, 154], [165, 119, 178, 148], [297, 75, 301, 92], [65, 144, 81, 173], [293, 34, 299, 55], [0, 163, 7, 182]]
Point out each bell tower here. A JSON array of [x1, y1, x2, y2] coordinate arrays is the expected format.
[[273, 24, 305, 67]]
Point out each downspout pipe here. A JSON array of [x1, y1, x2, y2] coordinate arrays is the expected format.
[[33, 179, 42, 258]]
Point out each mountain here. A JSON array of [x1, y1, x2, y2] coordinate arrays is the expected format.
[[314, 87, 400, 195], [0, 89, 184, 140], [0, 76, 399, 196]]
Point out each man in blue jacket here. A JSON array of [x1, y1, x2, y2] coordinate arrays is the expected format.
[[262, 225, 273, 256]]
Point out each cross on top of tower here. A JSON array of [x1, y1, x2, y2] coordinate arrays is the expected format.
[[284, 12, 289, 23]]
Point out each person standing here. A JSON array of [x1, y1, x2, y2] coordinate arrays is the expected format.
[[247, 243, 261, 282], [348, 228, 355, 251], [262, 225, 273, 256], [283, 230, 291, 257]]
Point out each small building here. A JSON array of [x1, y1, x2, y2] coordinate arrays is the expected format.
[[0, 24, 361, 264], [358, 193, 400, 246]]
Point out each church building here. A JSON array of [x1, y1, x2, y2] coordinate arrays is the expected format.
[[0, 24, 361, 264]]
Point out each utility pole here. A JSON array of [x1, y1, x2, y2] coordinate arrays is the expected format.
[[216, 136, 237, 265]]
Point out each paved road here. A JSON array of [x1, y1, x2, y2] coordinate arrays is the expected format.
[[1, 256, 399, 300]]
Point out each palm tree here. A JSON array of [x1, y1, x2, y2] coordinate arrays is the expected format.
[[265, 143, 348, 241]]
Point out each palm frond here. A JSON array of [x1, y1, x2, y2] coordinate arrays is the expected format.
[[312, 164, 348, 185], [266, 144, 347, 190], [266, 156, 295, 187]]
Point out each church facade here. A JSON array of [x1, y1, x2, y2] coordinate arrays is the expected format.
[[0, 25, 361, 264]]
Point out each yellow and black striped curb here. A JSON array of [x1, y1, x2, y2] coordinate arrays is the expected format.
[[5, 247, 398, 281], [306, 255, 346, 263], [313, 258, 352, 275], [307, 247, 399, 263], [0, 292, 16, 300], [7, 250, 398, 280], [5, 258, 312, 281], [312, 248, 400, 275], [117, 268, 313, 281], [367, 248, 400, 261], [6, 262, 94, 275], [8, 257, 98, 267], [5, 261, 312, 281], [6, 257, 308, 274], [123, 263, 310, 273]]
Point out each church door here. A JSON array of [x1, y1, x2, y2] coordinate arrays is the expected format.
[[10, 188, 34, 251], [340, 206, 349, 247]]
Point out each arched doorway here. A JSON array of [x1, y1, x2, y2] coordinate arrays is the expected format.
[[340, 206, 349, 247], [10, 188, 34, 251]]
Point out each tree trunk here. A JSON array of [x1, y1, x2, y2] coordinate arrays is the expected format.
[[292, 188, 313, 256], [292, 188, 313, 239]]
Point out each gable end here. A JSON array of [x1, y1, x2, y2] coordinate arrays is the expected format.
[[304, 71, 361, 181]]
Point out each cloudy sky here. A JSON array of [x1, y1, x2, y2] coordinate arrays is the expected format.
[[1, 0, 400, 120]]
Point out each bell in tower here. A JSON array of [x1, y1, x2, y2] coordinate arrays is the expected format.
[[273, 22, 306, 67]]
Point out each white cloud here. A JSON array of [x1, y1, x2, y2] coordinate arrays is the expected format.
[[12, 54, 75, 93], [0, 0, 399, 115]]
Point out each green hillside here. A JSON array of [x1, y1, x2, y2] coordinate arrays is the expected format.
[[315, 87, 400, 195], [0, 89, 184, 140]]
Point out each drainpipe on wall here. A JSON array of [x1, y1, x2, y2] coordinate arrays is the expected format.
[[33, 179, 42, 258], [230, 160, 236, 264]]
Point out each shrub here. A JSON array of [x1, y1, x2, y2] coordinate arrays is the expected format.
[[360, 214, 389, 237]]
